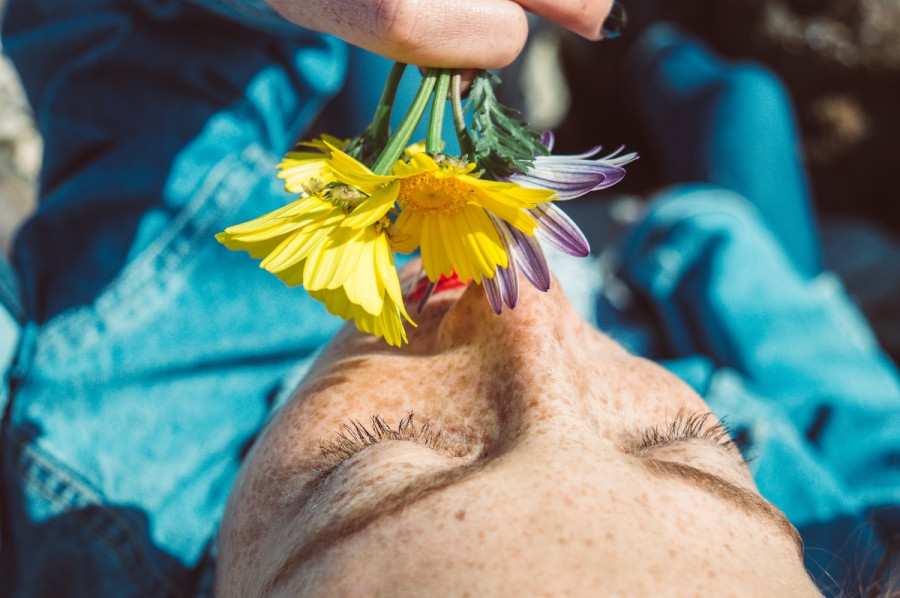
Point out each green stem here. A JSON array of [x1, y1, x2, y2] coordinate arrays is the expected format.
[[426, 70, 451, 155], [451, 71, 475, 158], [372, 62, 407, 140], [371, 69, 438, 175]]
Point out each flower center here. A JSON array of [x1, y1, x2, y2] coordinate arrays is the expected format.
[[397, 171, 473, 215]]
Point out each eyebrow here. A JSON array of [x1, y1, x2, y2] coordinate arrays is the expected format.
[[636, 457, 805, 558], [266, 460, 491, 592], [266, 446, 804, 590]]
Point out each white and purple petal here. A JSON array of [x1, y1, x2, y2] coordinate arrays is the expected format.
[[483, 215, 523, 313], [531, 203, 590, 257], [482, 215, 553, 313], [514, 132, 638, 201], [509, 160, 628, 199], [506, 225, 551, 291]]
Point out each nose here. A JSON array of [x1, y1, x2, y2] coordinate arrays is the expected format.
[[417, 271, 709, 447], [434, 270, 624, 358], [427, 276, 628, 430]]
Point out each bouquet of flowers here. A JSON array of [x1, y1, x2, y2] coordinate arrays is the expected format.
[[217, 65, 635, 346]]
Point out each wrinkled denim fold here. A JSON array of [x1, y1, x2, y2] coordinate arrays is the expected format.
[[0, 0, 349, 595], [0, 8, 897, 598]]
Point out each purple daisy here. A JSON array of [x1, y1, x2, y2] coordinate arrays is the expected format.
[[482, 132, 637, 313]]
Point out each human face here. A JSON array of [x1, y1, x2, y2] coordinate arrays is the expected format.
[[216, 263, 821, 597]]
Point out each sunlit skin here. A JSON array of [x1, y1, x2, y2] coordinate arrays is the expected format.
[[265, 0, 616, 70], [216, 260, 822, 597]]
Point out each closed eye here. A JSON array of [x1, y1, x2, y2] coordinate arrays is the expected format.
[[314, 412, 442, 480], [627, 408, 748, 465]]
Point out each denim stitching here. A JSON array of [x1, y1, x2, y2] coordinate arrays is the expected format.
[[36, 143, 276, 365], [9, 430, 192, 597]]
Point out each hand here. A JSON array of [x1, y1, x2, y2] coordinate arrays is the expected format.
[[265, 0, 614, 69]]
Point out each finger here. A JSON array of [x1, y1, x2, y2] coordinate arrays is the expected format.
[[267, 0, 530, 69], [455, 69, 478, 96], [418, 67, 477, 96], [514, 0, 614, 40]]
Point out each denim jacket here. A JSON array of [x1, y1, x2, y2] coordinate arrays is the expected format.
[[0, 0, 347, 594], [1, 1, 899, 596]]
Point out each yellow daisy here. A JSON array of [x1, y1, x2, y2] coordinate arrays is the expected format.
[[216, 191, 414, 346], [343, 151, 556, 283], [277, 134, 347, 193]]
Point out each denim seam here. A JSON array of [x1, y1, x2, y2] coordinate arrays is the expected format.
[[10, 430, 191, 597], [35, 143, 276, 363]]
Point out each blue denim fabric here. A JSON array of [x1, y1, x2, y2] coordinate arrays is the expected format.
[[1, 6, 898, 597], [625, 23, 822, 278], [0, 0, 349, 595], [610, 187, 900, 592], [615, 24, 900, 592]]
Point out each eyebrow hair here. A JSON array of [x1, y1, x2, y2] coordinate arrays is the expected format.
[[265, 446, 804, 591], [637, 457, 804, 558]]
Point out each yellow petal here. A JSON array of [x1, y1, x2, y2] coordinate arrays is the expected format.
[[308, 286, 409, 347], [341, 181, 399, 229], [261, 209, 342, 273], [390, 209, 424, 254], [465, 176, 555, 207], [374, 234, 410, 320], [215, 232, 287, 260], [402, 141, 427, 159], [325, 142, 394, 194], [421, 216, 455, 281], [296, 134, 347, 153], [304, 227, 365, 290], [279, 164, 335, 192], [274, 259, 307, 287], [392, 152, 438, 178], [222, 196, 326, 236], [440, 212, 474, 282], [461, 206, 507, 273], [324, 228, 367, 290], [261, 227, 317, 273], [469, 186, 538, 234], [342, 236, 383, 316]]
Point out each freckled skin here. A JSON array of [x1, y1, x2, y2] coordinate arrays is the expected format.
[[216, 263, 823, 597]]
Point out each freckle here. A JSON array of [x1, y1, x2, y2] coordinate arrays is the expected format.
[[455, 509, 466, 521], [668, 548, 677, 559], [605, 531, 615, 542]]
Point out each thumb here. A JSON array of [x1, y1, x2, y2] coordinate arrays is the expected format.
[[266, 0, 530, 69]]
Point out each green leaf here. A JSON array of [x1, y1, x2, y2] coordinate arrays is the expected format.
[[468, 71, 549, 179]]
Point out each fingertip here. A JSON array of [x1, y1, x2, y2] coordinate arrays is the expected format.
[[398, 2, 529, 70]]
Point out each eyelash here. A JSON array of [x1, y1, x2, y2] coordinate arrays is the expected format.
[[633, 409, 747, 461], [315, 412, 442, 479], [313, 409, 747, 480]]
